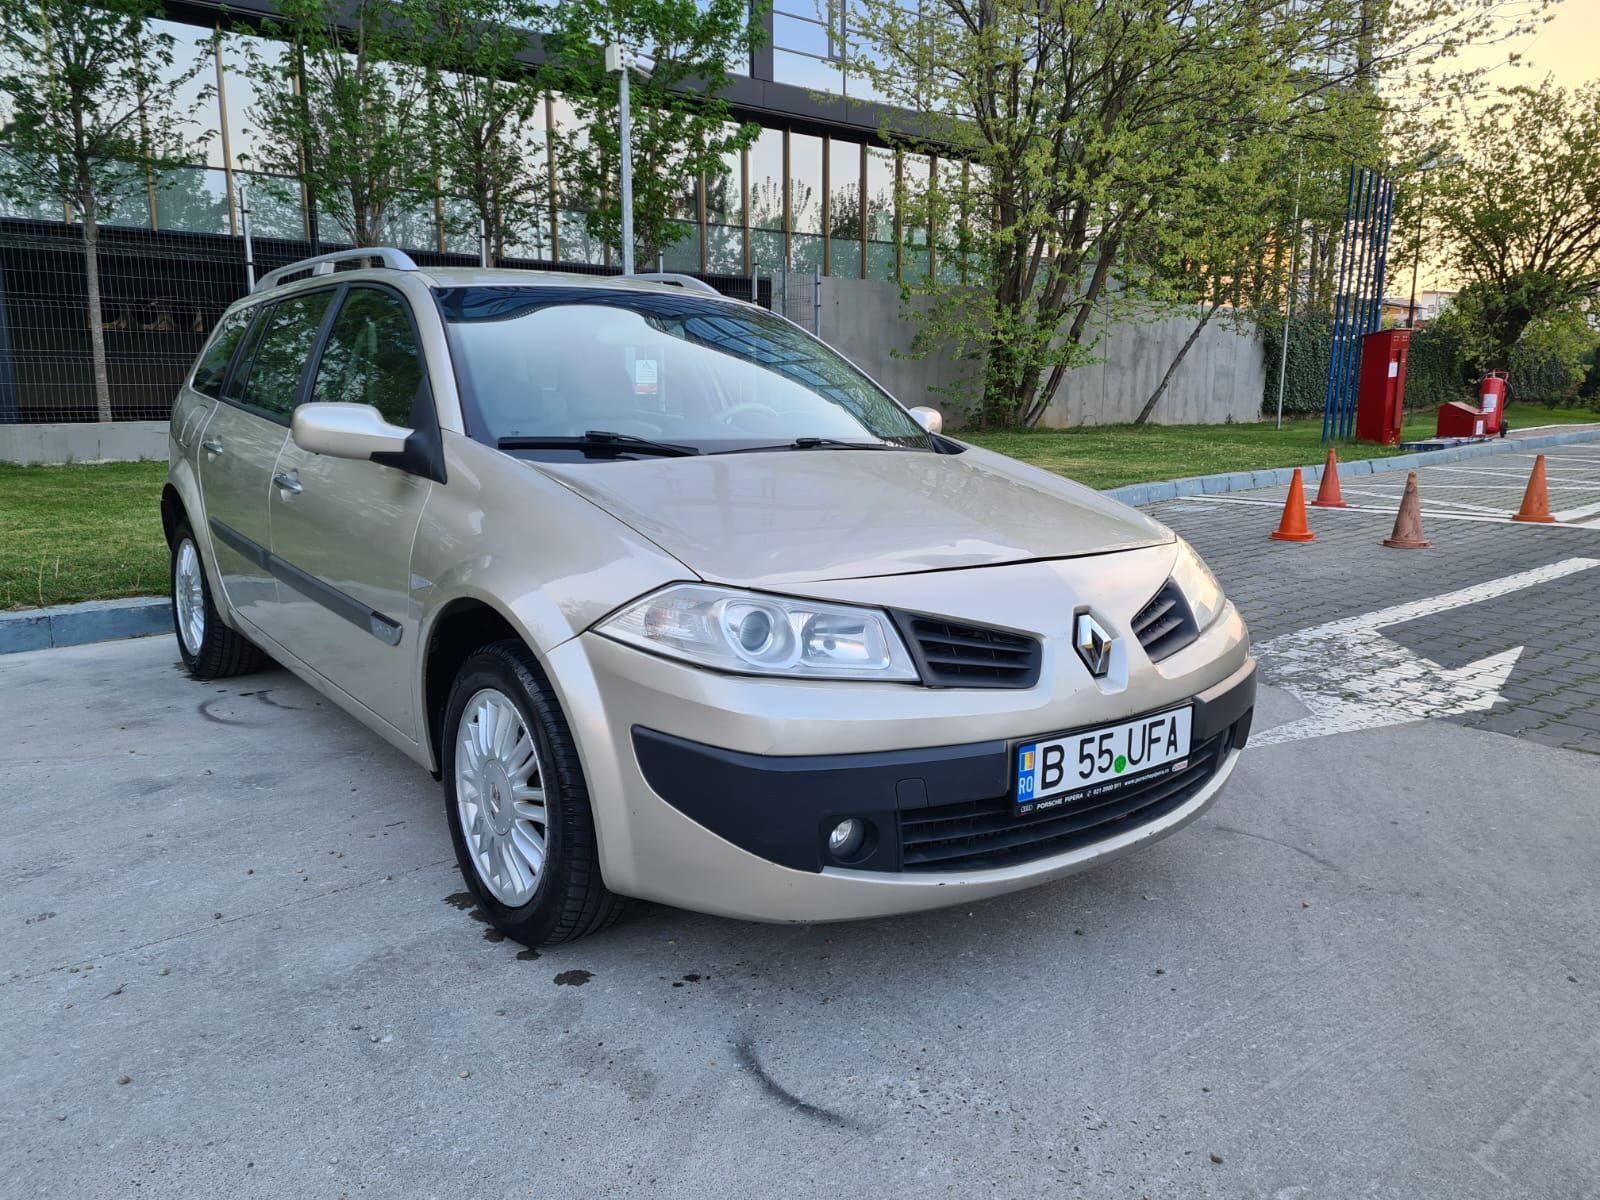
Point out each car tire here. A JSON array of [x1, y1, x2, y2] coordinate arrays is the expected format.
[[170, 519, 265, 680], [442, 640, 630, 946]]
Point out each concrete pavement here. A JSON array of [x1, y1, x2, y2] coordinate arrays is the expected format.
[[3, 478, 1599, 1198]]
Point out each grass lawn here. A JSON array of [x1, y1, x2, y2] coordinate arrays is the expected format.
[[0, 460, 169, 610], [1, 403, 1597, 610], [961, 405, 1600, 491]]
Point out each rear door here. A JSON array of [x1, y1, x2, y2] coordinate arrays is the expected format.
[[196, 288, 335, 631], [260, 284, 436, 738]]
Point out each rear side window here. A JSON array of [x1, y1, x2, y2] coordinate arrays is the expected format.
[[234, 290, 335, 421], [311, 287, 424, 425], [191, 309, 252, 398], [221, 305, 272, 406]]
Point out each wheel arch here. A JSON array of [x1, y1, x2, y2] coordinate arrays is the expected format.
[[421, 596, 530, 776], [160, 481, 189, 547]]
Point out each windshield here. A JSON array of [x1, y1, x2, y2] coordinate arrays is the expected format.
[[435, 286, 933, 457]]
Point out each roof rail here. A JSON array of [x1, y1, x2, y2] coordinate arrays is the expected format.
[[617, 272, 721, 297], [254, 247, 420, 294]]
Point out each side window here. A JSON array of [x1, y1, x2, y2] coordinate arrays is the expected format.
[[311, 287, 425, 425], [191, 308, 252, 398], [220, 305, 272, 406], [236, 290, 335, 420]]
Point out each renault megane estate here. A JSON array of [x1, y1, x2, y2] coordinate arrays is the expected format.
[[163, 248, 1255, 946]]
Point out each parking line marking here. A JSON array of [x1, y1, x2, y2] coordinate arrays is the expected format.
[[1252, 557, 1600, 745], [1552, 498, 1600, 522], [1341, 488, 1510, 514], [1182, 495, 1600, 529]]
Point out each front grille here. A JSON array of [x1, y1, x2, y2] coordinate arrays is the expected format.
[[895, 614, 1042, 689], [898, 731, 1227, 871], [1132, 580, 1199, 661]]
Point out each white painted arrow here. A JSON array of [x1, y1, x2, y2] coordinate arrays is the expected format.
[[1252, 557, 1600, 745]]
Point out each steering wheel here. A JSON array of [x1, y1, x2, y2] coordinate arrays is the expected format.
[[717, 402, 784, 427]]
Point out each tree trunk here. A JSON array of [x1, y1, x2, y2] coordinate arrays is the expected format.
[[80, 190, 113, 422], [1133, 301, 1222, 426], [980, 322, 1030, 427]]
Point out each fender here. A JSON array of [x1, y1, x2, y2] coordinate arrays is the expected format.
[[409, 432, 695, 774], [161, 393, 246, 635]]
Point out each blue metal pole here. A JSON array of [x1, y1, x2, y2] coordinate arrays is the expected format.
[[1344, 168, 1375, 439], [1352, 175, 1394, 439], [1324, 170, 1350, 448], [1323, 166, 1359, 443], [1368, 176, 1396, 333], [1332, 167, 1369, 441], [1357, 168, 1386, 437]]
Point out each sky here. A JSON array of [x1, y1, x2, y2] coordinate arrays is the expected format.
[[1404, 0, 1598, 294], [1460, 0, 1599, 93]]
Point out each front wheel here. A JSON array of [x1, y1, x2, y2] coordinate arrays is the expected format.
[[171, 521, 264, 679], [442, 641, 629, 946]]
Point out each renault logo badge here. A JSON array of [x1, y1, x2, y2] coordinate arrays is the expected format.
[[1074, 612, 1115, 678]]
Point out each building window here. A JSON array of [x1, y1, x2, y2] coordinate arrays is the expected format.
[[772, 3, 847, 95], [866, 145, 895, 281], [789, 131, 823, 273], [149, 21, 224, 168], [705, 131, 744, 274], [748, 127, 785, 272], [827, 137, 861, 278]]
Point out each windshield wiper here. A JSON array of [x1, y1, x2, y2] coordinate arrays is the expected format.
[[710, 436, 899, 455], [497, 430, 701, 457]]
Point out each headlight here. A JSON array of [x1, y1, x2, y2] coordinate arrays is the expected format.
[[1171, 538, 1226, 630], [597, 584, 920, 681]]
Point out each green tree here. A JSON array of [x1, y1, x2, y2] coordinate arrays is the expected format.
[[416, 0, 549, 261], [543, 0, 762, 264], [1424, 80, 1600, 374], [0, 0, 209, 420], [845, 0, 1546, 428], [241, 0, 434, 247]]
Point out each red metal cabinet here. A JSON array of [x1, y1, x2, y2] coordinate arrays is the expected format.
[[1356, 328, 1410, 445], [1436, 401, 1488, 438]]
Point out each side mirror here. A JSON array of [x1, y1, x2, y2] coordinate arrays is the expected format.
[[909, 406, 943, 435], [292, 402, 413, 462]]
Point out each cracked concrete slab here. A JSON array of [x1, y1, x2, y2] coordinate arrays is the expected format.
[[3, 600, 1599, 1196]]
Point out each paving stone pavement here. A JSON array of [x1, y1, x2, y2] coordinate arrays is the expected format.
[[1151, 474, 1600, 756]]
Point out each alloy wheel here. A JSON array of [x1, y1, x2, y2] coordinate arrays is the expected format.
[[174, 539, 206, 656], [455, 687, 548, 906]]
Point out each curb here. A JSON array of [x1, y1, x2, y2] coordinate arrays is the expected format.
[[1101, 426, 1600, 507], [0, 597, 171, 655]]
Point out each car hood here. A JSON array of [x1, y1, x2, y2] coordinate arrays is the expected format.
[[532, 443, 1172, 586]]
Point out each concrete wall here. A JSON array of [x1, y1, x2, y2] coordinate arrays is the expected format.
[[811, 276, 972, 411], [810, 276, 1264, 428], [1038, 314, 1265, 428], [0, 421, 168, 465]]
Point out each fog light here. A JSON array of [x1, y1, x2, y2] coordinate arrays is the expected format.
[[827, 818, 865, 859]]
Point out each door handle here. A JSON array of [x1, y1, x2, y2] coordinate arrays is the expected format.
[[272, 470, 304, 495], [201, 438, 224, 455]]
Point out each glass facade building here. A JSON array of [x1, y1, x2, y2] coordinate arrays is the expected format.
[[0, 4, 947, 282]]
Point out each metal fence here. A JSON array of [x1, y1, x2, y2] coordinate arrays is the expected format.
[[775, 263, 823, 336], [0, 217, 772, 425]]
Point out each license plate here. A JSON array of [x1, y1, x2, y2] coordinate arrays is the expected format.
[[1014, 707, 1192, 814]]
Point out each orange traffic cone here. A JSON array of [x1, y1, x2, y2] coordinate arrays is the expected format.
[[1382, 471, 1432, 549], [1310, 449, 1349, 509], [1270, 468, 1316, 542], [1511, 454, 1556, 523]]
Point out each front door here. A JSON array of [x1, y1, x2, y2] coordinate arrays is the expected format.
[[261, 285, 435, 739], [197, 289, 336, 632]]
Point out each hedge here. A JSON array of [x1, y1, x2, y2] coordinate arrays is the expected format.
[[1255, 315, 1579, 417]]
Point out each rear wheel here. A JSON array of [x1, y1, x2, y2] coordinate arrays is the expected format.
[[442, 641, 628, 946], [170, 520, 265, 679]]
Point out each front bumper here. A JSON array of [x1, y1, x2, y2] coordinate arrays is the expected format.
[[632, 659, 1253, 876], [542, 549, 1254, 923]]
